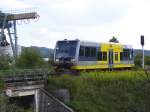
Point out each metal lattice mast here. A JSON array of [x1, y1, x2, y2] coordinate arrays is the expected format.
[[0, 9, 39, 60]]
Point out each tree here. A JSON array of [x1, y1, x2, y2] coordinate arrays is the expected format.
[[134, 53, 142, 67], [0, 55, 12, 70], [109, 36, 119, 43], [134, 53, 150, 67], [16, 48, 46, 69], [145, 56, 150, 65]]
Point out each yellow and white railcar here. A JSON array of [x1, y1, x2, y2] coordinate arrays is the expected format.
[[54, 39, 134, 70]]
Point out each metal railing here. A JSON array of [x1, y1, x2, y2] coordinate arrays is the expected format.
[[39, 89, 74, 112], [1, 69, 51, 88]]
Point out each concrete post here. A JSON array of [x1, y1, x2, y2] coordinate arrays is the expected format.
[[142, 46, 145, 69], [35, 89, 39, 112]]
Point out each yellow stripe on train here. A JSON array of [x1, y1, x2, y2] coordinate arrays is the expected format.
[[113, 64, 134, 68], [71, 64, 134, 70]]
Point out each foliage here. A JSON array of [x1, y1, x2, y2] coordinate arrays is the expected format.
[[0, 88, 34, 112], [0, 76, 4, 92], [16, 48, 47, 69], [0, 96, 33, 112], [5, 98, 34, 112], [0, 55, 11, 91], [145, 56, 150, 65], [134, 53, 142, 67], [109, 36, 119, 43], [0, 55, 12, 70], [134, 53, 150, 67], [48, 71, 150, 112]]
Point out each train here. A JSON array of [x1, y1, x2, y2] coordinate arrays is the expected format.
[[53, 39, 134, 70]]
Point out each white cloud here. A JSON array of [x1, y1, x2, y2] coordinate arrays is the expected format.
[[40, 0, 128, 26], [0, 0, 31, 9], [39, 27, 49, 34], [1, 0, 150, 49], [115, 0, 150, 49]]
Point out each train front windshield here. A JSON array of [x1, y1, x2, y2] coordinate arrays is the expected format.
[[55, 41, 78, 60]]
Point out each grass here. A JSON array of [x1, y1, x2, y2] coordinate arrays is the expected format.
[[48, 70, 150, 112]]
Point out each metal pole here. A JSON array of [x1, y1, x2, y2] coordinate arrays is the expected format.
[[14, 20, 18, 59], [35, 89, 39, 112], [142, 46, 144, 69], [7, 28, 16, 60]]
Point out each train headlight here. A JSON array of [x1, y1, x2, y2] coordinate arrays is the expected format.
[[71, 59, 75, 61], [55, 59, 59, 62]]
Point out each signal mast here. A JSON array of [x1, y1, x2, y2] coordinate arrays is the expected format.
[[140, 35, 145, 69]]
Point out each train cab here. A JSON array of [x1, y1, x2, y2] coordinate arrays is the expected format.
[[54, 39, 79, 69]]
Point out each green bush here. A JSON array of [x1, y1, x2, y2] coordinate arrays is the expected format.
[[145, 56, 150, 65], [48, 71, 150, 112], [134, 53, 150, 67], [0, 55, 12, 70], [134, 53, 142, 67], [16, 48, 47, 69]]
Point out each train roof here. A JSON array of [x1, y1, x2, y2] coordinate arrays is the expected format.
[[57, 39, 133, 49], [80, 40, 133, 49]]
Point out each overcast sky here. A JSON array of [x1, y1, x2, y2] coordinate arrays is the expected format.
[[0, 0, 150, 49]]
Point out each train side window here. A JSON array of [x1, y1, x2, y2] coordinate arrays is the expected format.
[[97, 52, 102, 61], [123, 49, 130, 60], [85, 47, 90, 57], [97, 52, 107, 61], [79, 46, 85, 56], [120, 52, 123, 61], [80, 46, 96, 57], [123, 49, 129, 58], [91, 47, 96, 57], [120, 49, 131, 61], [130, 49, 134, 60], [102, 52, 107, 61], [115, 52, 118, 61]]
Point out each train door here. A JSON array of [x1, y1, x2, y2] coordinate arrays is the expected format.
[[108, 49, 114, 70]]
